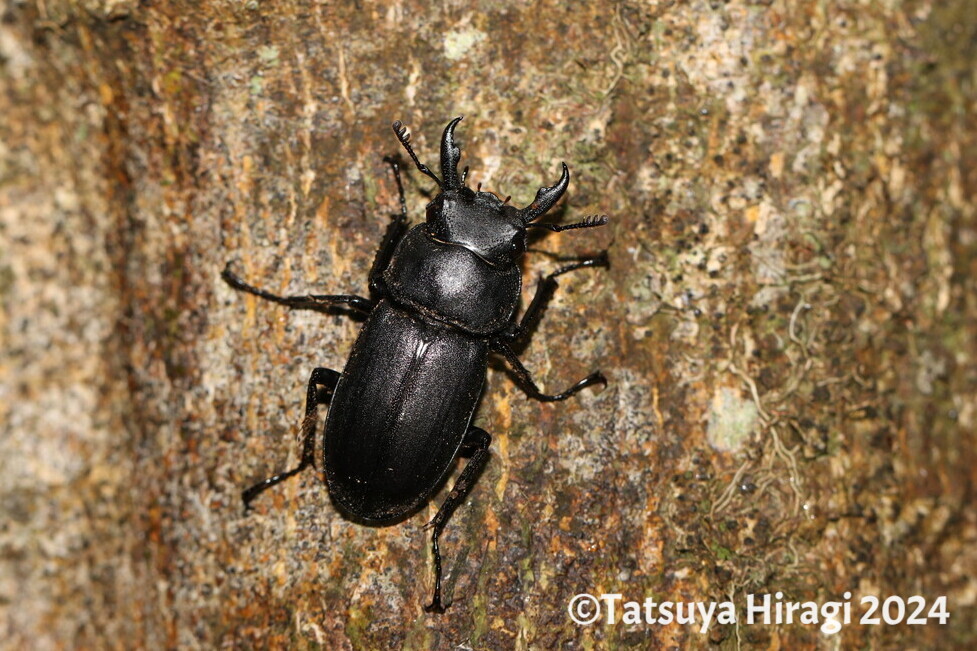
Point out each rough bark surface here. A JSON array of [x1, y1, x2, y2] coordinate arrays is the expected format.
[[2, 0, 974, 648]]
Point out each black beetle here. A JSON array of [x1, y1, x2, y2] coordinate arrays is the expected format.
[[222, 117, 607, 612]]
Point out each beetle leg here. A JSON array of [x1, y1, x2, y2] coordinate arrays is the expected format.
[[493, 340, 606, 402], [506, 252, 609, 347], [241, 367, 340, 512], [369, 158, 412, 295], [424, 426, 492, 613], [222, 264, 374, 315]]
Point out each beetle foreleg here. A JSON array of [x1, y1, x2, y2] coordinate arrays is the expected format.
[[369, 159, 412, 295], [424, 426, 492, 613], [493, 341, 606, 402], [506, 253, 609, 348], [241, 367, 340, 512], [222, 264, 374, 315]]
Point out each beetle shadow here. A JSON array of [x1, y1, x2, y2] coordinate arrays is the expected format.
[[384, 152, 437, 202], [523, 205, 607, 260], [525, 202, 569, 245], [317, 306, 372, 323], [488, 354, 532, 391]]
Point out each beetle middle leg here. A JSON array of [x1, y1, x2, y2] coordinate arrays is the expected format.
[[368, 158, 412, 295], [424, 426, 492, 613], [242, 367, 340, 511]]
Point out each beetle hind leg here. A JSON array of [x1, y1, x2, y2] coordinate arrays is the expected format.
[[241, 367, 340, 513], [424, 427, 492, 613]]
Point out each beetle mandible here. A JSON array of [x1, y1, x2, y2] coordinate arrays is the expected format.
[[222, 117, 608, 612]]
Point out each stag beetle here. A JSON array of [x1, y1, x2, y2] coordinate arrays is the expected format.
[[222, 117, 608, 612]]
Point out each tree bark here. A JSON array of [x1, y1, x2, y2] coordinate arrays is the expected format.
[[2, 0, 974, 647]]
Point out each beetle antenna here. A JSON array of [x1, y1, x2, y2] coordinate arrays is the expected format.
[[502, 195, 511, 205], [526, 214, 608, 232], [392, 121, 442, 189]]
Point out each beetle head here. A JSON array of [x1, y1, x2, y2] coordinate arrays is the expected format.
[[425, 188, 527, 266], [393, 117, 571, 266]]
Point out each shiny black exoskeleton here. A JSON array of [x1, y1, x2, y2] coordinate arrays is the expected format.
[[222, 117, 608, 612]]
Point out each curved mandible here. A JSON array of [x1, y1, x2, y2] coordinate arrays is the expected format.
[[517, 162, 570, 223], [440, 116, 464, 190]]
